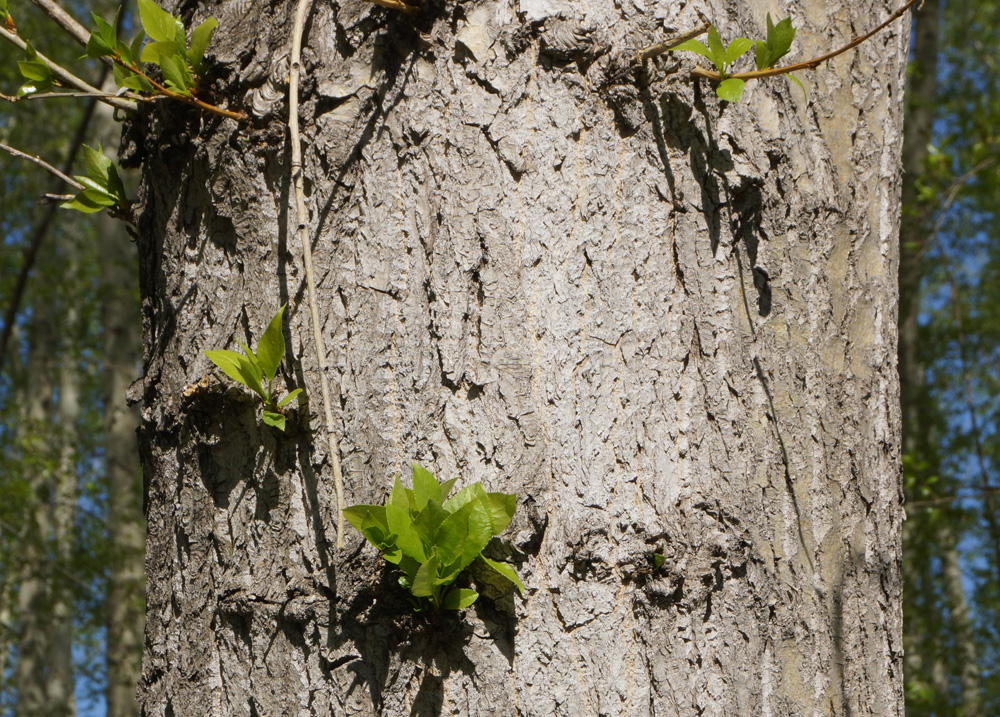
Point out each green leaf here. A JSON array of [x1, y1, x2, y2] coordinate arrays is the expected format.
[[436, 497, 492, 574], [716, 78, 745, 103], [256, 305, 286, 383], [140, 40, 184, 65], [725, 37, 754, 65], [480, 556, 524, 595], [439, 476, 459, 500], [106, 164, 128, 202], [389, 475, 411, 512], [188, 17, 218, 76], [73, 174, 113, 197], [205, 349, 265, 397], [706, 25, 726, 73], [786, 73, 808, 100], [386, 503, 427, 562], [137, 0, 183, 43], [160, 53, 193, 94], [261, 411, 285, 430], [767, 15, 796, 62], [410, 552, 440, 598], [671, 38, 714, 63], [442, 588, 479, 610], [755, 14, 795, 70], [411, 501, 448, 547], [86, 13, 117, 58], [277, 388, 303, 408], [130, 33, 146, 67], [653, 545, 666, 569], [17, 60, 52, 83], [16, 80, 50, 96], [74, 184, 117, 206], [411, 463, 442, 509], [485, 492, 516, 534], [442, 481, 483, 515], [343, 504, 388, 536], [113, 59, 156, 93], [62, 192, 109, 213], [81, 144, 112, 185]]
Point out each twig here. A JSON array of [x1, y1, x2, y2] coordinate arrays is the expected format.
[[0, 25, 135, 113], [0, 142, 85, 191], [919, 152, 999, 261], [689, 0, 921, 83], [29, 0, 91, 47], [113, 60, 247, 121], [637, 22, 711, 63], [288, 0, 346, 547], [363, 0, 419, 14], [909, 486, 1000, 508], [0, 92, 100, 374], [1, 89, 140, 102]]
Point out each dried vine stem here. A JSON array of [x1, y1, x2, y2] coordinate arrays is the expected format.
[[288, 0, 345, 547]]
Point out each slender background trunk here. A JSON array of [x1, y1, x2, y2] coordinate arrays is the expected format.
[[95, 89, 147, 717], [897, 0, 983, 713], [133, 0, 907, 713]]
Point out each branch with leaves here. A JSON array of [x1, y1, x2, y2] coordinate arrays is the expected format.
[[638, 0, 921, 103], [1, 0, 244, 119]]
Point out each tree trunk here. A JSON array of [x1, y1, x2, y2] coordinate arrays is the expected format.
[[14, 243, 75, 717], [133, 1, 907, 714], [95, 90, 147, 717], [896, 0, 983, 712]]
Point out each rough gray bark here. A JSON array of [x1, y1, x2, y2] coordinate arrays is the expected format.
[[132, 0, 906, 714]]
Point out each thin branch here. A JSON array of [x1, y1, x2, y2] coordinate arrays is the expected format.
[[288, 0, 346, 547], [113, 60, 247, 121], [0, 25, 135, 113], [1, 89, 139, 102], [689, 0, 921, 83], [0, 142, 84, 191], [0, 90, 100, 374], [909, 486, 1000, 508], [363, 0, 419, 14], [919, 152, 999, 261], [29, 0, 91, 47], [637, 22, 711, 63]]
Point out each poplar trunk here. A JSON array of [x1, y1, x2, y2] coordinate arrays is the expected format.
[[133, 1, 907, 714]]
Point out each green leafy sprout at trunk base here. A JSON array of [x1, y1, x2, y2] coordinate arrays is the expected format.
[[344, 465, 524, 611], [204, 304, 303, 431]]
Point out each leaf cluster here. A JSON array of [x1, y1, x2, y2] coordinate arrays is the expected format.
[[673, 25, 754, 102], [344, 465, 524, 610], [204, 305, 303, 431], [672, 15, 802, 102], [85, 0, 216, 97], [62, 144, 129, 214]]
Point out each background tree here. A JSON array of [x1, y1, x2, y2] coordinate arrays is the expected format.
[[0, 3, 144, 715], [899, 0, 1000, 712]]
